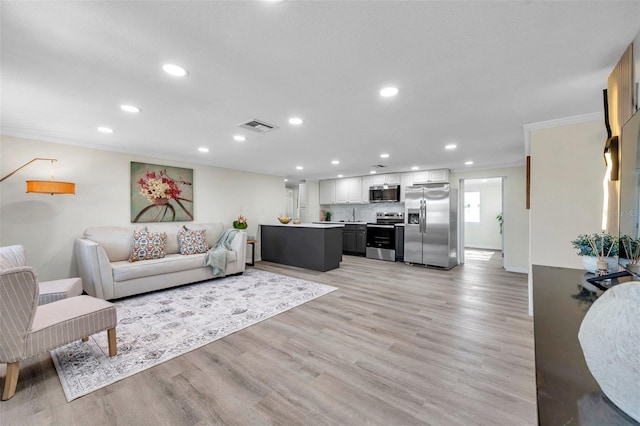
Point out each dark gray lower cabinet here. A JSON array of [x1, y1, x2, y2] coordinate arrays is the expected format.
[[395, 225, 404, 261], [356, 228, 366, 254], [343, 227, 357, 253], [343, 224, 366, 256]]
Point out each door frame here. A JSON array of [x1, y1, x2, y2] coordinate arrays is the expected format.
[[458, 176, 506, 266]]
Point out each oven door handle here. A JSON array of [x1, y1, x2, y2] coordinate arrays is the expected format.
[[367, 224, 395, 228]]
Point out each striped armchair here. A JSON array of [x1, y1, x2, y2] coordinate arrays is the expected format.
[[0, 265, 117, 400], [0, 245, 82, 305]]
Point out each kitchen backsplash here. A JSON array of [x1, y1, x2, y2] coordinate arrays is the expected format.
[[320, 202, 404, 223]]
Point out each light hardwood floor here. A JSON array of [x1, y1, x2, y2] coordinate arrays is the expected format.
[[0, 250, 536, 425]]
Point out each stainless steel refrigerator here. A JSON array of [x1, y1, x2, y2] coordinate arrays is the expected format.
[[404, 183, 458, 269]]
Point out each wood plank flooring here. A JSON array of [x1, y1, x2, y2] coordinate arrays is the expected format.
[[0, 250, 536, 425]]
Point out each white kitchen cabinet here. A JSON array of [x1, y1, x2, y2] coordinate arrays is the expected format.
[[298, 183, 307, 208], [335, 177, 362, 203], [412, 169, 449, 184], [337, 177, 360, 203], [370, 173, 400, 186], [319, 180, 335, 205], [361, 175, 370, 203], [400, 172, 413, 201]]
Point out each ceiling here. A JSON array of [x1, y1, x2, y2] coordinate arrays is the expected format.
[[2, 1, 640, 187]]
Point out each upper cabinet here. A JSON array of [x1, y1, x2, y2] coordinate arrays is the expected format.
[[370, 173, 401, 186], [400, 173, 414, 201], [335, 177, 363, 204], [412, 169, 449, 184], [319, 180, 336, 205], [319, 169, 448, 205], [361, 175, 370, 202], [298, 182, 308, 208]]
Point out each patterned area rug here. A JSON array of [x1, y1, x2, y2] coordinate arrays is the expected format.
[[51, 269, 336, 401]]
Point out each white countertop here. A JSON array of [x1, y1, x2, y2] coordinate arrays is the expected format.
[[261, 223, 345, 229]]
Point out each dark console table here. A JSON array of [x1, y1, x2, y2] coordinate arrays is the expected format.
[[260, 223, 343, 272], [532, 265, 638, 425]]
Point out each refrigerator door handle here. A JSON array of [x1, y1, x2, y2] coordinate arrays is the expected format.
[[422, 200, 427, 234]]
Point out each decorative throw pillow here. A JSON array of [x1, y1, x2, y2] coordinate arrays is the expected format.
[[178, 226, 209, 255], [129, 227, 167, 262]]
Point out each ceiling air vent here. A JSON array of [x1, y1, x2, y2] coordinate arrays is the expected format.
[[238, 119, 279, 133], [371, 164, 387, 168]]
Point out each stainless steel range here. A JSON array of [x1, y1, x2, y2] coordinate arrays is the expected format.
[[366, 212, 404, 261]]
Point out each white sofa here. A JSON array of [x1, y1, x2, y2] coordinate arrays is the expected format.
[[75, 223, 247, 300]]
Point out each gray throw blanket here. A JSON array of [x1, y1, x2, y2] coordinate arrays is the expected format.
[[204, 229, 239, 277]]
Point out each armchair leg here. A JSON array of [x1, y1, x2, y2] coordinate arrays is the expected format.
[[2, 361, 20, 401], [107, 328, 117, 357]]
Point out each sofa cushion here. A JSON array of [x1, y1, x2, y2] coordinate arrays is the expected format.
[[112, 251, 237, 282], [84, 227, 134, 262], [178, 226, 209, 255], [83, 223, 226, 262], [129, 228, 167, 262]]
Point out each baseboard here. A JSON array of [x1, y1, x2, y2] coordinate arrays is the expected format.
[[505, 266, 528, 274]]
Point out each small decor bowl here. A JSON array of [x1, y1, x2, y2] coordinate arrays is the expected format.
[[233, 221, 248, 229], [278, 217, 291, 224]]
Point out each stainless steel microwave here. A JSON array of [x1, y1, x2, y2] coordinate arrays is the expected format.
[[369, 184, 401, 203]]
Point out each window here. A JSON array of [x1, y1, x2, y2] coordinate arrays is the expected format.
[[465, 191, 480, 223]]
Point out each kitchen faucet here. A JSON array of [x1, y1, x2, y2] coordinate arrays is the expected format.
[[352, 207, 356, 222]]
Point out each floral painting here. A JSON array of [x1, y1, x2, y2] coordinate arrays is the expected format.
[[130, 162, 193, 223]]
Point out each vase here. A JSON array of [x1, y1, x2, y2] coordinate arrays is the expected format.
[[581, 256, 618, 274], [627, 263, 640, 274]]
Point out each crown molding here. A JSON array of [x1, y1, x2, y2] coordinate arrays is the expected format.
[[522, 112, 603, 155]]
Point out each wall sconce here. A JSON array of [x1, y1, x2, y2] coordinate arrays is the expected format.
[[0, 158, 75, 195], [604, 136, 619, 181]]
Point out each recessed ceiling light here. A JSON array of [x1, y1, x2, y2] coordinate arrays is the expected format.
[[411, 166, 419, 171], [370, 170, 377, 174], [465, 161, 474, 166], [296, 166, 303, 170], [97, 127, 113, 133], [289, 117, 303, 125], [162, 63, 189, 77], [233, 135, 246, 142], [445, 144, 457, 150], [264, 0, 286, 3], [120, 104, 141, 113], [198, 147, 209, 153], [331, 160, 340, 165], [284, 178, 288, 182], [337, 174, 344, 178], [380, 153, 389, 159], [379, 87, 399, 97]]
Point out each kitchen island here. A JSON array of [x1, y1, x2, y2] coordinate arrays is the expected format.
[[260, 223, 344, 272]]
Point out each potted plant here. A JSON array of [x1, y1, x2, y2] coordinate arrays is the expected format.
[[571, 232, 619, 274], [619, 235, 640, 274], [233, 215, 248, 229]]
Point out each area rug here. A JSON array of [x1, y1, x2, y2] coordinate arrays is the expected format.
[[50, 269, 337, 401]]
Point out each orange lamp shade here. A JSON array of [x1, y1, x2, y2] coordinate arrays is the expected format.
[[26, 180, 75, 195]]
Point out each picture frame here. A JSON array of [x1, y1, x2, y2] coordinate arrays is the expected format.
[[130, 162, 194, 223]]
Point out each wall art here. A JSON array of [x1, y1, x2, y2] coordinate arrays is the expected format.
[[131, 162, 193, 222]]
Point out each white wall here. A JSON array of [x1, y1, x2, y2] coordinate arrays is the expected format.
[[0, 135, 285, 280], [451, 167, 528, 273], [529, 120, 607, 270], [464, 180, 503, 250]]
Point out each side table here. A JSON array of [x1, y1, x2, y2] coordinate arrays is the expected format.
[[246, 239, 256, 266]]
